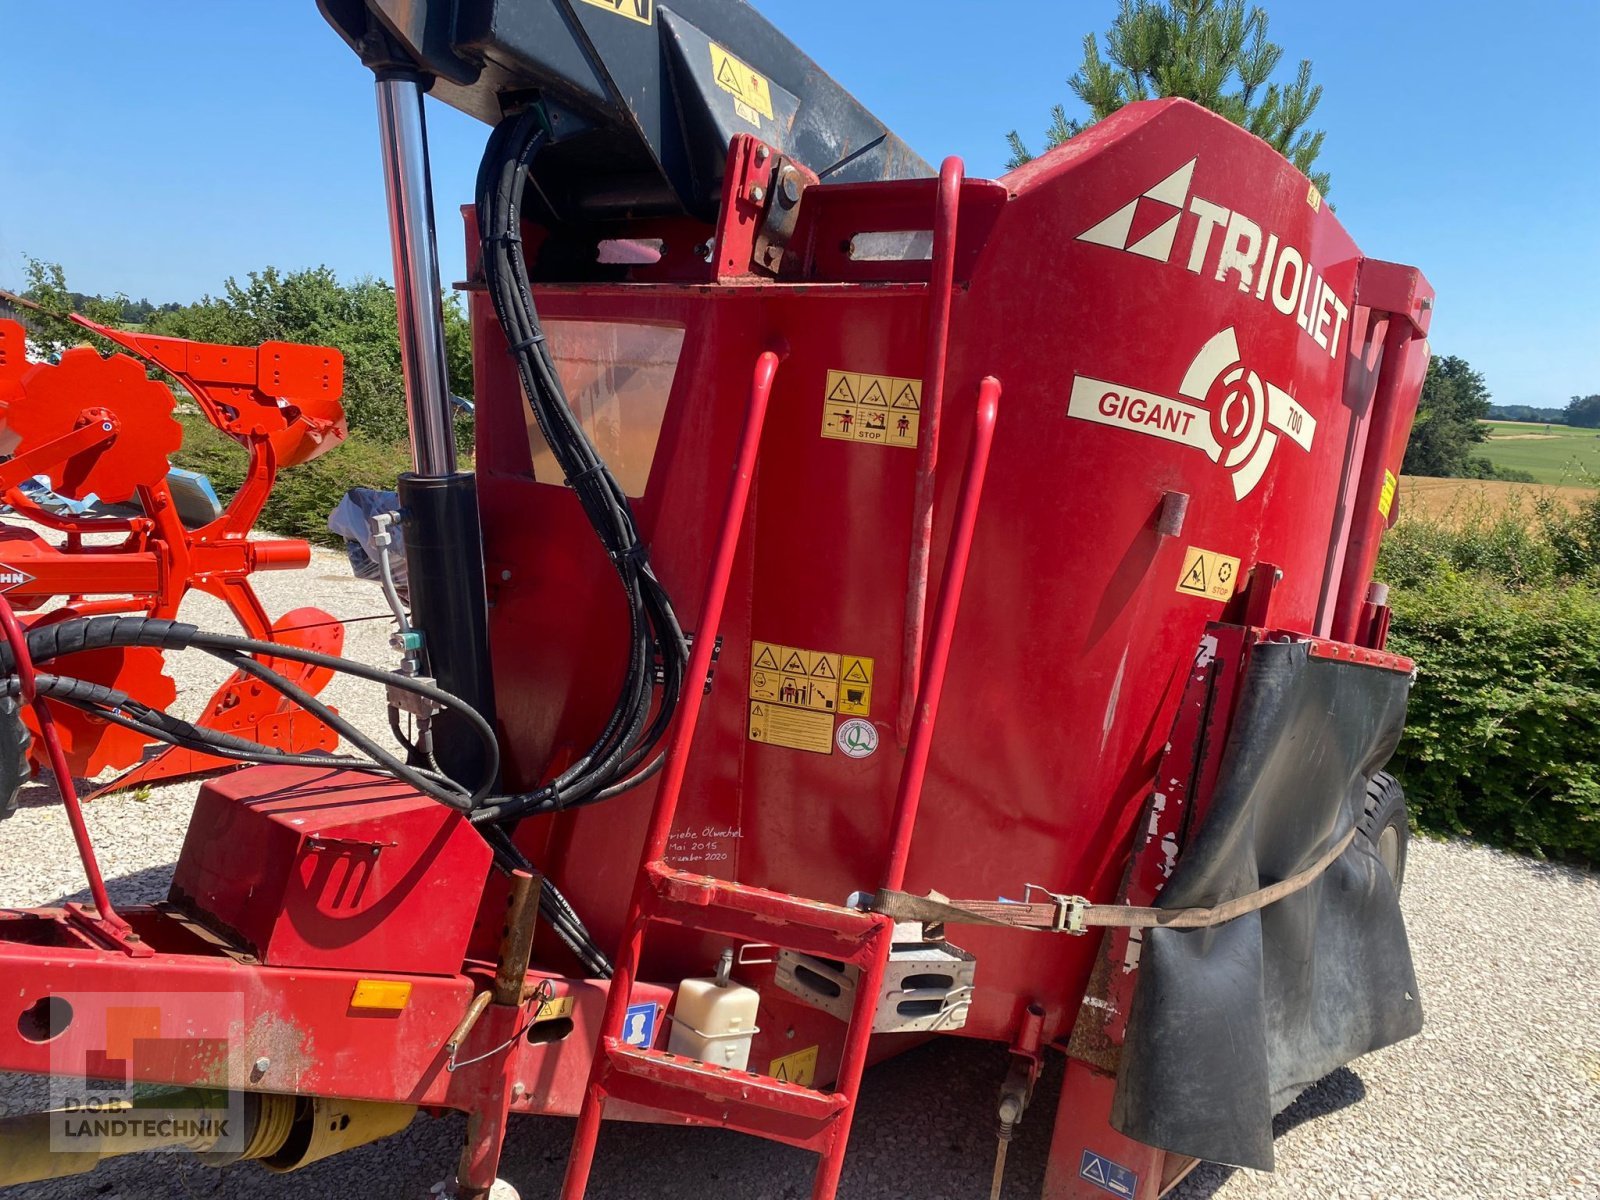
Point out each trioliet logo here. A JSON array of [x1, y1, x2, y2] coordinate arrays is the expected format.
[[1076, 157, 1351, 360]]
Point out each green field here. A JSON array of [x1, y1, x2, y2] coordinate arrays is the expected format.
[[1478, 420, 1600, 485]]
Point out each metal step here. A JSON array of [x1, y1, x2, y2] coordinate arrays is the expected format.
[[596, 1040, 851, 1150], [643, 863, 887, 965]]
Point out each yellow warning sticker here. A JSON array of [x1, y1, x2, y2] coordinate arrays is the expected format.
[[1176, 546, 1240, 602], [749, 702, 834, 754], [820, 369, 921, 450], [1378, 469, 1398, 520], [1307, 181, 1322, 211], [709, 42, 773, 125], [749, 640, 874, 751], [837, 655, 875, 717], [750, 641, 841, 714], [577, 0, 653, 25], [769, 1044, 819, 1087], [534, 994, 576, 1023]]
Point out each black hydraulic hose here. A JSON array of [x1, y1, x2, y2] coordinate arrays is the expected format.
[[0, 615, 497, 809], [206, 648, 474, 810], [472, 107, 688, 822], [185, 630, 499, 801], [31, 680, 471, 800], [480, 824, 613, 977]]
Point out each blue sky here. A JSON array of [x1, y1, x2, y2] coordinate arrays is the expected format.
[[3, 1, 1596, 407]]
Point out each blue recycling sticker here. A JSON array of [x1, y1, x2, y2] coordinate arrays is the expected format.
[[622, 1002, 659, 1048], [1079, 1148, 1138, 1198]]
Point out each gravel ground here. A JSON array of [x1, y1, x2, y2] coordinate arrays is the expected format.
[[2, 547, 1597, 1199]]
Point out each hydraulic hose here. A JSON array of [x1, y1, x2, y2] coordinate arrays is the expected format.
[[471, 108, 688, 824]]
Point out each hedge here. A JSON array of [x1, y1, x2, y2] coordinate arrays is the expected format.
[[1380, 494, 1600, 865], [172, 414, 415, 549]]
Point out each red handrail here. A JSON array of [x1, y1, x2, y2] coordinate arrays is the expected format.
[[561, 346, 781, 1200], [899, 156, 965, 742], [0, 593, 127, 935], [884, 376, 1001, 891], [813, 375, 1001, 1200]]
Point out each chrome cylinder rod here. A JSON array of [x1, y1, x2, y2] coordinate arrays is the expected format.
[[374, 73, 457, 478]]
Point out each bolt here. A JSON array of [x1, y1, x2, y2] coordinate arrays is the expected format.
[[500, 569, 512, 582], [511, 1082, 526, 1100], [749, 185, 765, 203], [101, 422, 113, 433], [779, 171, 801, 206], [253, 1056, 270, 1074], [754, 145, 770, 163]]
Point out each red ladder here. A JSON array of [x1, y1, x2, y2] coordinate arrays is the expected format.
[[559, 356, 1001, 1200]]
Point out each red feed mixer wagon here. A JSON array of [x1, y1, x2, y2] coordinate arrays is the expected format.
[[0, 2, 1433, 1198]]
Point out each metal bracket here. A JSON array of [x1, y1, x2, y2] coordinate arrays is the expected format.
[[387, 676, 442, 718]]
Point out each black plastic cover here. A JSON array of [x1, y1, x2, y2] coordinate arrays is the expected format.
[[318, 0, 931, 223], [1112, 640, 1422, 1170]]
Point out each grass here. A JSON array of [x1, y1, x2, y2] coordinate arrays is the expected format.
[[1477, 420, 1600, 486], [1399, 476, 1595, 525]]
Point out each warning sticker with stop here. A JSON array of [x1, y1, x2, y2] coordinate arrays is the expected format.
[[1176, 545, 1240, 602]]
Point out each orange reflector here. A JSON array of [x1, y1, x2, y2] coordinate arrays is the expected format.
[[350, 980, 412, 1011]]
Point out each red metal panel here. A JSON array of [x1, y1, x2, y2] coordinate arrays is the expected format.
[[469, 99, 1431, 1059], [0, 925, 671, 1116], [169, 766, 493, 976]]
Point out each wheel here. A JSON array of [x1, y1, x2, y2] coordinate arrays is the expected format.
[[1359, 771, 1409, 892], [0, 695, 31, 820]]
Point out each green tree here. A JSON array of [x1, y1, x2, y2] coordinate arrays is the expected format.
[[1566, 394, 1600, 429], [147, 265, 473, 445], [16, 258, 473, 449], [18, 256, 130, 356], [1006, 0, 1330, 195], [1403, 355, 1494, 478]]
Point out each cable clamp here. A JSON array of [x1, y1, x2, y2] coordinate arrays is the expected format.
[[609, 543, 649, 568], [506, 331, 546, 354], [564, 462, 609, 491], [482, 232, 525, 246]]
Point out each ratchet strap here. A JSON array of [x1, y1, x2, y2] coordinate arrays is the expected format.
[[874, 826, 1360, 935]]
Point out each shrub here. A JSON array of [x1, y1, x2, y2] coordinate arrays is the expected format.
[[1381, 495, 1600, 864], [173, 415, 414, 548]]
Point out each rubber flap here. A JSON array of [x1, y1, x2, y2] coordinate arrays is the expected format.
[[1112, 640, 1422, 1170]]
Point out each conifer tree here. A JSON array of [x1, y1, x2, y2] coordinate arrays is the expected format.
[[1007, 0, 1330, 195]]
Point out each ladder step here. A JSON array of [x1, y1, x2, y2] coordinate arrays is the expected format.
[[643, 863, 887, 965], [597, 1041, 850, 1150]]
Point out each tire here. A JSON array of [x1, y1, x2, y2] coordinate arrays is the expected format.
[[0, 696, 30, 821], [1359, 771, 1409, 892]]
